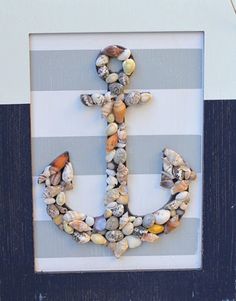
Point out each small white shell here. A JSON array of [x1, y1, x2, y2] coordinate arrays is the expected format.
[[96, 54, 109, 67], [91, 93, 105, 106], [106, 123, 118, 136], [106, 73, 119, 84], [56, 191, 66, 206], [106, 175, 118, 187], [43, 198, 55, 205], [154, 209, 171, 225], [126, 235, 142, 248], [140, 92, 152, 103], [117, 48, 131, 61], [133, 216, 143, 227], [106, 169, 116, 176], [85, 216, 95, 226], [114, 148, 127, 164], [38, 165, 51, 184], [63, 211, 86, 222], [164, 148, 184, 166], [106, 150, 116, 162], [62, 162, 73, 183], [175, 191, 190, 200]]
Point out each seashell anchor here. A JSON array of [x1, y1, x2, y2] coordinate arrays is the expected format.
[[38, 45, 197, 258]]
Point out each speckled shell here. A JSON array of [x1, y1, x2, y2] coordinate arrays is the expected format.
[[106, 216, 119, 230], [43, 185, 61, 198], [113, 99, 126, 123], [91, 93, 105, 106], [163, 148, 184, 166], [102, 45, 123, 57], [63, 211, 86, 222], [69, 220, 91, 232], [114, 148, 127, 164], [114, 238, 129, 258], [106, 73, 119, 84], [80, 94, 94, 106], [117, 163, 128, 184], [56, 191, 66, 206], [96, 54, 109, 67], [91, 233, 107, 245], [140, 92, 152, 103], [126, 235, 142, 248], [171, 180, 189, 194], [97, 65, 109, 79], [50, 152, 69, 173], [62, 162, 73, 183], [118, 72, 130, 86], [123, 59, 135, 75], [117, 48, 131, 61], [106, 133, 118, 151], [105, 230, 124, 242], [112, 204, 124, 217], [122, 222, 134, 235], [73, 232, 90, 243], [109, 83, 124, 95], [50, 171, 61, 186], [154, 209, 171, 225], [106, 122, 118, 136], [124, 91, 141, 106]]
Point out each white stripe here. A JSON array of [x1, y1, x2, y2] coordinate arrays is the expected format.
[[33, 173, 202, 221], [31, 89, 203, 137], [35, 253, 201, 272], [30, 32, 203, 51]]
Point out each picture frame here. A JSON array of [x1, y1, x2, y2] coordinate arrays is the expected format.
[[0, 1, 235, 300]]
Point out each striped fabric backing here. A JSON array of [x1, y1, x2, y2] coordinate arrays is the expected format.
[[30, 32, 203, 272]]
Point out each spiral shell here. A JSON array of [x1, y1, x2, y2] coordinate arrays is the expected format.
[[106, 122, 118, 136], [117, 163, 128, 184], [69, 220, 92, 232], [125, 91, 141, 106], [123, 58, 135, 75], [80, 94, 94, 106], [96, 54, 109, 67], [102, 45, 123, 57], [108, 83, 124, 95], [118, 72, 130, 86], [63, 211, 86, 222], [113, 99, 126, 124]]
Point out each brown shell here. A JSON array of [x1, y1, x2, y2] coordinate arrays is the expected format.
[[113, 99, 126, 124], [69, 220, 91, 232], [102, 45, 123, 58], [50, 152, 69, 173], [171, 180, 189, 195], [106, 133, 118, 152]]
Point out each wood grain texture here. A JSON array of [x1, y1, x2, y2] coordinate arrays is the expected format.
[[0, 101, 235, 301]]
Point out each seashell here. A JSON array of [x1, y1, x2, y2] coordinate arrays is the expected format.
[[109, 83, 124, 95], [62, 162, 73, 183], [118, 72, 130, 86], [69, 220, 91, 232], [114, 148, 127, 164], [106, 169, 116, 176], [55, 204, 67, 214], [112, 204, 124, 217], [47, 204, 60, 218], [105, 188, 120, 204], [108, 242, 116, 252], [49, 152, 69, 174], [165, 216, 180, 233], [91, 233, 107, 245], [102, 101, 114, 118], [63, 211, 86, 222], [106, 201, 118, 209], [102, 45, 123, 57], [129, 216, 135, 222], [170, 210, 176, 217], [123, 59, 135, 75], [141, 233, 159, 243], [142, 214, 155, 228], [106, 216, 119, 230], [119, 212, 129, 229], [38, 165, 51, 184], [113, 99, 126, 124], [91, 93, 105, 106], [45, 178, 51, 187], [126, 235, 142, 249], [133, 216, 143, 227], [44, 198, 55, 205], [106, 184, 115, 192], [50, 171, 61, 186], [106, 175, 118, 187], [176, 209, 185, 217], [154, 209, 171, 225], [106, 122, 118, 136], [93, 215, 106, 232], [148, 224, 164, 234], [189, 171, 197, 180], [53, 214, 63, 225], [107, 113, 115, 123], [117, 142, 126, 148], [163, 157, 173, 177], [114, 238, 129, 258], [43, 185, 61, 198], [118, 184, 128, 195], [61, 182, 73, 192], [140, 92, 152, 104], [106, 150, 116, 162], [80, 94, 94, 106], [165, 200, 182, 210], [163, 148, 184, 167], [124, 91, 141, 106], [56, 191, 66, 206], [106, 133, 118, 152], [63, 221, 74, 234], [133, 226, 148, 238], [96, 54, 109, 67], [171, 180, 189, 195], [104, 208, 112, 218], [105, 230, 124, 242], [173, 166, 186, 181], [117, 48, 131, 61], [122, 222, 134, 236], [117, 128, 127, 142], [175, 191, 190, 201], [73, 232, 90, 243], [160, 175, 174, 189], [97, 65, 109, 79], [106, 73, 119, 84], [180, 202, 188, 211], [117, 163, 128, 184], [117, 195, 129, 205]]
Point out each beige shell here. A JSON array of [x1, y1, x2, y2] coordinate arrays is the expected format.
[[106, 122, 118, 136], [106, 150, 116, 162], [164, 148, 184, 166], [56, 191, 66, 206], [113, 99, 126, 124], [63, 211, 86, 222], [96, 54, 109, 67], [117, 128, 127, 142], [69, 220, 91, 232], [133, 216, 143, 227], [44, 198, 55, 205], [73, 232, 91, 243], [175, 191, 190, 201], [62, 162, 73, 183], [38, 165, 51, 184], [123, 59, 135, 75], [105, 188, 120, 204], [102, 101, 114, 118], [114, 148, 127, 164], [119, 212, 129, 229], [91, 233, 107, 245], [165, 200, 182, 210], [171, 180, 189, 195], [107, 113, 115, 123], [117, 163, 128, 184], [106, 73, 119, 84], [126, 235, 142, 249], [91, 93, 105, 106], [140, 92, 152, 103], [122, 222, 134, 236], [53, 214, 63, 226], [50, 171, 61, 186], [117, 48, 131, 61], [46, 204, 60, 218], [117, 195, 129, 205], [63, 221, 74, 234], [43, 185, 61, 198], [114, 238, 129, 258], [141, 233, 159, 243]]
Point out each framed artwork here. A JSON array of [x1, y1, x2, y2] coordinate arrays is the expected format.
[[0, 1, 235, 300]]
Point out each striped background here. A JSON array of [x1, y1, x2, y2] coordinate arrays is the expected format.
[[30, 32, 203, 272]]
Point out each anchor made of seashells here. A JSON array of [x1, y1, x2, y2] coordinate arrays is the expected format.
[[38, 45, 197, 258]]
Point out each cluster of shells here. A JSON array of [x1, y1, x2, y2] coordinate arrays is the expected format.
[[38, 45, 197, 258]]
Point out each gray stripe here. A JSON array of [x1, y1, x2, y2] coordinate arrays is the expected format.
[[30, 49, 202, 91], [34, 218, 199, 258], [32, 135, 201, 176]]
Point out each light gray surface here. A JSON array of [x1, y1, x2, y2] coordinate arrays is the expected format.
[[32, 135, 201, 176], [30, 49, 202, 91], [34, 218, 199, 258]]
